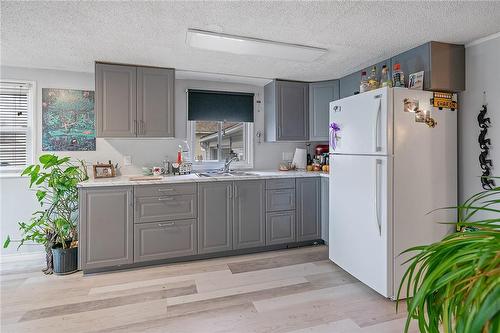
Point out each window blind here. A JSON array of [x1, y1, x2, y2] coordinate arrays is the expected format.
[[188, 89, 254, 122], [0, 82, 31, 168]]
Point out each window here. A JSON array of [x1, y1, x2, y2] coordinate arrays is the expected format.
[[187, 89, 254, 168], [0, 81, 34, 172]]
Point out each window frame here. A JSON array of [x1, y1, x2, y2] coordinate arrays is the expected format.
[[0, 80, 36, 176], [187, 120, 254, 170]]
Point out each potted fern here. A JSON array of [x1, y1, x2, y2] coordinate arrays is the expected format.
[[398, 178, 500, 333], [3, 154, 88, 275]]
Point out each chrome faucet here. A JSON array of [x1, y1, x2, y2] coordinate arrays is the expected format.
[[223, 156, 239, 173]]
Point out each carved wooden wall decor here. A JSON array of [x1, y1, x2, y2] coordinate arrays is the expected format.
[[477, 100, 495, 190]]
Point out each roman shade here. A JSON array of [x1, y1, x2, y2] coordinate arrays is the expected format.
[[188, 89, 254, 122]]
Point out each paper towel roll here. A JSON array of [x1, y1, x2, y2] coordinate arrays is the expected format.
[[292, 148, 307, 170]]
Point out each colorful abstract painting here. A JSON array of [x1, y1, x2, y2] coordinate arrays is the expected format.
[[42, 88, 95, 151]]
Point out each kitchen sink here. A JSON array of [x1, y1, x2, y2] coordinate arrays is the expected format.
[[196, 171, 258, 178]]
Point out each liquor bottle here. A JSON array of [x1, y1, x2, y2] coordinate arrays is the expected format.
[[380, 65, 392, 87], [359, 71, 369, 93], [392, 63, 405, 87], [367, 66, 379, 90]]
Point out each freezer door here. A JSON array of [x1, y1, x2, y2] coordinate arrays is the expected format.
[[329, 87, 392, 155], [329, 154, 392, 297]]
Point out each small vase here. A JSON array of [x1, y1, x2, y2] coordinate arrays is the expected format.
[[51, 246, 78, 275]]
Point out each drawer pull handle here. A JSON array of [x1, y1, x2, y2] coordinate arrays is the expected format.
[[158, 222, 175, 227], [273, 190, 290, 194], [158, 197, 174, 201], [158, 188, 174, 192]]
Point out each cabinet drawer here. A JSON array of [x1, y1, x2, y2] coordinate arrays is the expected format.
[[266, 211, 296, 245], [135, 194, 196, 223], [135, 183, 196, 197], [266, 189, 295, 212], [134, 219, 197, 262], [266, 178, 295, 190]]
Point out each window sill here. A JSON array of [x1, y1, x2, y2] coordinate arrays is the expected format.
[[0, 170, 24, 178]]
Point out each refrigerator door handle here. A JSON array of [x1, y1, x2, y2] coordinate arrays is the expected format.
[[373, 97, 382, 152], [375, 158, 382, 236]]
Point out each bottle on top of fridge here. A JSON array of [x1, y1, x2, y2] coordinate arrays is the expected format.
[[367, 66, 379, 90], [392, 63, 405, 87], [380, 65, 392, 87], [359, 71, 369, 93]]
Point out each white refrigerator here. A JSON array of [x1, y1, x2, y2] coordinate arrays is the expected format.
[[328, 87, 457, 299]]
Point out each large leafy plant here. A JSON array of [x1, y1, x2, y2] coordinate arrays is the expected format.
[[398, 179, 500, 333], [3, 154, 88, 273]]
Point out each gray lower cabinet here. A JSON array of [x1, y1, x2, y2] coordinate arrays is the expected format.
[[296, 178, 321, 242], [79, 187, 133, 270], [233, 180, 266, 249], [198, 182, 233, 254], [266, 211, 296, 245], [309, 80, 339, 141], [321, 177, 329, 244], [96, 63, 137, 137], [134, 219, 196, 262]]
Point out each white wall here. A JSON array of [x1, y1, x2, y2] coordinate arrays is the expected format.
[[0, 66, 306, 255], [458, 35, 500, 209]]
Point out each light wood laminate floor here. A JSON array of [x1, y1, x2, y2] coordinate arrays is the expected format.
[[1, 246, 416, 333]]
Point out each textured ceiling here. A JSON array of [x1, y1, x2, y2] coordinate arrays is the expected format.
[[1, 1, 500, 81]]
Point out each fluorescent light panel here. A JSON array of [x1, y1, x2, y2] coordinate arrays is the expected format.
[[186, 29, 327, 62]]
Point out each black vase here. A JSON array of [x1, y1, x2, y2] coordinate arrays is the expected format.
[[51, 246, 78, 275]]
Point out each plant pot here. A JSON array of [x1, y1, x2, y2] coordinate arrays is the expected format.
[[51, 246, 78, 275]]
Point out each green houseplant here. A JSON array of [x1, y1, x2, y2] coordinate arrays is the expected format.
[[398, 179, 500, 333], [3, 154, 88, 274]]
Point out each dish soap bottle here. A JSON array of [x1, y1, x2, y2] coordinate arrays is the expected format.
[[380, 65, 392, 87], [392, 63, 405, 87], [359, 71, 369, 93], [367, 66, 379, 90]]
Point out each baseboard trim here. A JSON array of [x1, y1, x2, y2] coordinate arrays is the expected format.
[[0, 251, 45, 263]]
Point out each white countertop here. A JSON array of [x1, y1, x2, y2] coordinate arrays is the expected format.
[[77, 170, 329, 188]]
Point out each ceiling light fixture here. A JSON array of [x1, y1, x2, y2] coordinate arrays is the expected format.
[[186, 29, 327, 62]]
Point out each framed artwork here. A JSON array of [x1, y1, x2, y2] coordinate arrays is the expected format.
[[42, 88, 95, 151]]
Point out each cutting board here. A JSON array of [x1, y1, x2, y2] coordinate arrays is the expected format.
[[128, 176, 163, 181]]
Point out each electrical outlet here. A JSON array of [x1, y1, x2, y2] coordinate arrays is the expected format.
[[123, 155, 132, 166]]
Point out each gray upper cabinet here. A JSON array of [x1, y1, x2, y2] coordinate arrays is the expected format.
[[339, 59, 391, 99], [309, 80, 339, 141], [391, 41, 465, 92], [265, 80, 309, 142], [296, 178, 321, 242], [233, 180, 266, 250], [137, 67, 175, 137], [96, 63, 137, 137], [198, 182, 233, 254], [95, 62, 175, 138], [79, 186, 133, 270]]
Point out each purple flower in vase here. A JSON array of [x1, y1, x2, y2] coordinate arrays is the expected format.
[[329, 122, 340, 150]]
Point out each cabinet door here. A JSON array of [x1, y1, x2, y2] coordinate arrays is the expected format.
[[276, 81, 309, 141], [137, 67, 175, 137], [134, 219, 196, 262], [266, 211, 296, 245], [198, 182, 233, 254], [321, 177, 329, 244], [309, 80, 339, 141], [233, 180, 266, 249], [296, 178, 321, 242], [79, 187, 133, 270], [95, 63, 137, 137]]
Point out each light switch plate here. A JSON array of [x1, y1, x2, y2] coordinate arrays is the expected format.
[[123, 155, 132, 166]]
